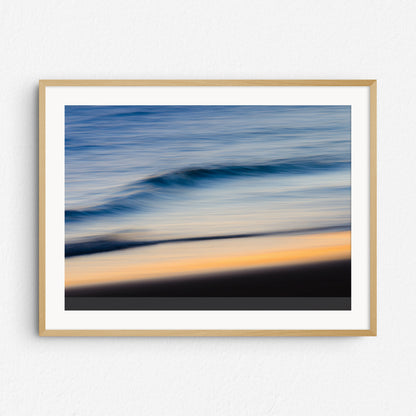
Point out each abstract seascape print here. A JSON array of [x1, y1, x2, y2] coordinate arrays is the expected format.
[[65, 105, 351, 310]]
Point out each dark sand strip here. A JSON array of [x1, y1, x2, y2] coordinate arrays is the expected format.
[[65, 296, 350, 310], [65, 259, 350, 310]]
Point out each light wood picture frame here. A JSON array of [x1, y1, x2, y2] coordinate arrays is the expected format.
[[39, 80, 376, 336]]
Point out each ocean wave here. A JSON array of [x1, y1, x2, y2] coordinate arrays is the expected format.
[[140, 156, 348, 187], [66, 156, 349, 223], [65, 225, 350, 258]]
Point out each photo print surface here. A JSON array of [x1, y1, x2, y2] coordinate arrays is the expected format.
[[64, 105, 351, 310]]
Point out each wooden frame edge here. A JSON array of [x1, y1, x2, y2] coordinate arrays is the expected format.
[[38, 79, 377, 337], [39, 81, 46, 335], [39, 79, 376, 87], [39, 329, 376, 337], [369, 80, 377, 336]]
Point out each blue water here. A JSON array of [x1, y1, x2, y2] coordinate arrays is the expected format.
[[65, 105, 351, 256]]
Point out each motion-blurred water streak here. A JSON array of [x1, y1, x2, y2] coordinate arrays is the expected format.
[[65, 105, 351, 257]]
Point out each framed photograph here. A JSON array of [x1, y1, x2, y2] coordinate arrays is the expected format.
[[39, 80, 377, 336]]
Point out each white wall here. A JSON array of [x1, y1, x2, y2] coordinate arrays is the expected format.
[[1, 0, 414, 414]]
